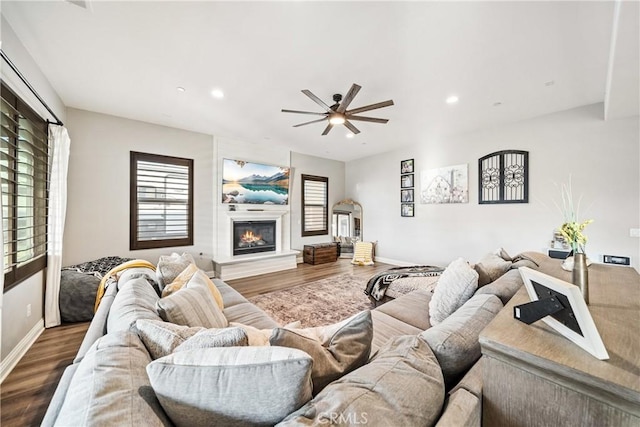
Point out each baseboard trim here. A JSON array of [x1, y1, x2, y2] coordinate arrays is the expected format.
[[0, 319, 44, 384], [374, 256, 416, 266]]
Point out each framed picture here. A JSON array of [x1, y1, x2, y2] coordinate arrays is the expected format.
[[517, 267, 608, 360], [401, 159, 414, 174], [420, 163, 468, 204], [401, 189, 414, 202], [401, 174, 414, 188], [401, 203, 414, 217]]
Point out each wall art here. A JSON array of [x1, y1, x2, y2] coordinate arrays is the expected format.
[[478, 150, 528, 204], [420, 164, 468, 204]]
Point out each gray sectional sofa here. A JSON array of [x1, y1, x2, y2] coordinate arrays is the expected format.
[[42, 252, 540, 427]]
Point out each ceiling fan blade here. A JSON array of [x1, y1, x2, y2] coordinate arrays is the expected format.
[[282, 109, 327, 116], [336, 83, 361, 113], [346, 115, 389, 124], [321, 123, 333, 135], [347, 100, 394, 115], [302, 90, 332, 112], [293, 117, 328, 127], [344, 120, 361, 135]]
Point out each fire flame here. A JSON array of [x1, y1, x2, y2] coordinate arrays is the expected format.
[[241, 230, 262, 243]]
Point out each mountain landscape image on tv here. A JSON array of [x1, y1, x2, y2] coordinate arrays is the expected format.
[[222, 159, 291, 205]]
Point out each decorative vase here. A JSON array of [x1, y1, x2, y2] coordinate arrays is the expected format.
[[572, 252, 589, 304]]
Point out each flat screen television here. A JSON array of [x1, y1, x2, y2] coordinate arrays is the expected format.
[[222, 158, 291, 205]]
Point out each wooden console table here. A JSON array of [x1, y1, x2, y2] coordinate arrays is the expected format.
[[480, 262, 640, 427]]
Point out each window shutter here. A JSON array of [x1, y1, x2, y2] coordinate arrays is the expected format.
[[302, 175, 328, 236], [1, 83, 48, 290], [130, 152, 193, 250]]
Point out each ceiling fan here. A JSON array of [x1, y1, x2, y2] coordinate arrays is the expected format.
[[282, 83, 394, 135]]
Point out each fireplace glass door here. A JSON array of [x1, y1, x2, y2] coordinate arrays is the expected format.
[[233, 221, 276, 256]]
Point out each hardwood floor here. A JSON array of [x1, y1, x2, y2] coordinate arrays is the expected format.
[[0, 259, 393, 426]]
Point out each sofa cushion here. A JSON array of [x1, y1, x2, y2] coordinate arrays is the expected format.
[[147, 346, 313, 426], [157, 285, 228, 328], [278, 335, 445, 427], [223, 302, 280, 329], [107, 277, 162, 332], [475, 268, 523, 304], [55, 330, 171, 426], [420, 293, 503, 388], [429, 258, 479, 326], [374, 288, 432, 330], [270, 310, 373, 395], [214, 278, 248, 308], [370, 310, 423, 353], [435, 388, 481, 427]]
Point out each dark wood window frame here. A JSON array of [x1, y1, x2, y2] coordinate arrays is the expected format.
[[1, 82, 49, 292], [130, 151, 194, 250], [301, 174, 328, 237]]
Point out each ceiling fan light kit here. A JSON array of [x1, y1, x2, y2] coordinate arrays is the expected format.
[[282, 83, 394, 136]]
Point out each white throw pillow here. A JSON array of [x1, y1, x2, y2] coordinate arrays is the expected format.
[[428, 258, 479, 326]]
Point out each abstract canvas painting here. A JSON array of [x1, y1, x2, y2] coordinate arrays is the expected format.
[[420, 164, 468, 204]]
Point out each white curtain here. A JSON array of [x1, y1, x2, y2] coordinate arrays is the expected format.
[[0, 176, 4, 346], [44, 125, 70, 328]]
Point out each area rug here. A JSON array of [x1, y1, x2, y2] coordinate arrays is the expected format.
[[248, 274, 373, 328]]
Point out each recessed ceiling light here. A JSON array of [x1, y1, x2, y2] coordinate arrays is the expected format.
[[211, 88, 225, 99], [346, 133, 354, 139], [176, 87, 185, 93], [446, 95, 459, 104], [493, 101, 503, 107]]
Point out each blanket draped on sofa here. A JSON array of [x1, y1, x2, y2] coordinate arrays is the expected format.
[[364, 265, 444, 302]]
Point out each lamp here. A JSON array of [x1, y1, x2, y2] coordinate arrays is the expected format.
[[329, 113, 345, 125]]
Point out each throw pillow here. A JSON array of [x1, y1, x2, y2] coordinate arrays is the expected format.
[[420, 293, 503, 388], [174, 327, 248, 352], [146, 346, 313, 426], [279, 335, 445, 427], [429, 258, 479, 326], [156, 252, 196, 289], [162, 264, 224, 310], [156, 285, 228, 328], [473, 252, 512, 287], [270, 310, 373, 395], [351, 241, 374, 266]]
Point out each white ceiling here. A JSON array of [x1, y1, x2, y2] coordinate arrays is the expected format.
[[2, 1, 638, 162]]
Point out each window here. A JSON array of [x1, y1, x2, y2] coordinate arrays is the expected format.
[[1, 83, 49, 292], [130, 152, 193, 250], [301, 174, 328, 236]]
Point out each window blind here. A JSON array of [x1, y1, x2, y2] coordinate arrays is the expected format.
[[1, 83, 48, 290], [130, 152, 193, 250], [302, 174, 328, 236]]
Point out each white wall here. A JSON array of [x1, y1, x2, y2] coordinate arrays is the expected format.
[[347, 104, 640, 270], [290, 152, 345, 251], [63, 108, 214, 267], [1, 17, 66, 362]]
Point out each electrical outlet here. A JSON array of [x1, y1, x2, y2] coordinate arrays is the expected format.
[[26, 304, 32, 317], [630, 228, 640, 238]]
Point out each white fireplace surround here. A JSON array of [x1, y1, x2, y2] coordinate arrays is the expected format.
[[212, 209, 298, 280]]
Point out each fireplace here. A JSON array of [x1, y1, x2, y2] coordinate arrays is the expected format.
[[233, 220, 276, 256]]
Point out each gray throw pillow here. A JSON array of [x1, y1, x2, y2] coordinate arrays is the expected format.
[[420, 293, 503, 388], [270, 310, 373, 395], [279, 335, 445, 427], [156, 285, 228, 328], [156, 252, 196, 289], [174, 327, 248, 352], [135, 319, 204, 359], [147, 346, 313, 426]]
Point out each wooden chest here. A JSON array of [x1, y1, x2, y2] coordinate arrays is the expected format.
[[303, 243, 338, 265]]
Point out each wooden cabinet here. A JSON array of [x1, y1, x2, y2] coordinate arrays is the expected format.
[[303, 243, 338, 265], [480, 263, 640, 426]]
